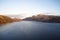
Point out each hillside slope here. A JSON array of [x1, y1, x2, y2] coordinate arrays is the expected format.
[[0, 15, 21, 25], [23, 14, 60, 23]]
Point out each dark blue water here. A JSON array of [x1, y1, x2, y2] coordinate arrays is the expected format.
[[0, 21, 60, 40]]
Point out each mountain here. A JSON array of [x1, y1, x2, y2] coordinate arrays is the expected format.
[[0, 15, 21, 25], [0, 15, 13, 25], [6, 15, 25, 19], [23, 14, 60, 23]]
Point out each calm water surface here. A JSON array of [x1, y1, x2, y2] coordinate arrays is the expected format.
[[0, 21, 60, 40]]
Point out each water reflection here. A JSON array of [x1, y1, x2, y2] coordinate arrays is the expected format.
[[0, 21, 60, 40]]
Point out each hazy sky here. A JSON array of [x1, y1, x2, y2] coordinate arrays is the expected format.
[[0, 0, 60, 17]]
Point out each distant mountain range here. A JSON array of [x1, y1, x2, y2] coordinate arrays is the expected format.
[[0, 15, 21, 25], [23, 14, 60, 23], [7, 15, 20, 17], [5, 14, 60, 23], [6, 15, 22, 18]]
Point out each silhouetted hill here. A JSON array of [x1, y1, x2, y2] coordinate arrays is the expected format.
[[23, 14, 60, 23]]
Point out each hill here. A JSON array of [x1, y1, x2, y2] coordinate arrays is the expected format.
[[0, 15, 21, 25], [23, 14, 60, 23]]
